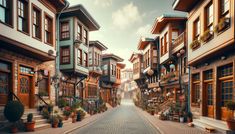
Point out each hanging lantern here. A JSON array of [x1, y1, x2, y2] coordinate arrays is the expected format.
[[149, 90, 152, 93], [177, 90, 181, 93], [177, 52, 181, 57], [170, 64, 175, 69], [147, 69, 154, 76], [172, 90, 175, 94], [180, 49, 185, 54], [157, 88, 161, 92]]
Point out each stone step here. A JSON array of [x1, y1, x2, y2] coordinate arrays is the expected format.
[[22, 114, 44, 121], [193, 118, 227, 133], [200, 116, 227, 130], [35, 123, 51, 131]]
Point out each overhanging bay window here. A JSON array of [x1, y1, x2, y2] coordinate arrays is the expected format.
[[0, 0, 13, 26], [18, 0, 29, 33]]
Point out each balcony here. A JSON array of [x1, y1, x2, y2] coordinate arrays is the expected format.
[[160, 71, 179, 84], [89, 66, 102, 74], [172, 32, 185, 54]]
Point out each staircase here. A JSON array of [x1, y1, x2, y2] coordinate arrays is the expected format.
[[193, 117, 229, 133], [22, 109, 51, 131], [157, 99, 174, 114]]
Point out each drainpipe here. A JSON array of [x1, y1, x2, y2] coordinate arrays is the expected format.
[[187, 66, 191, 113], [55, 1, 69, 105]]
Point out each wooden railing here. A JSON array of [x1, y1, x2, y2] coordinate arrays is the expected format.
[[8, 91, 22, 104], [161, 71, 179, 82], [172, 32, 185, 49], [35, 94, 49, 106]]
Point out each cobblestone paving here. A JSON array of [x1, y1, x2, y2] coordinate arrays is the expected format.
[[70, 104, 160, 134]]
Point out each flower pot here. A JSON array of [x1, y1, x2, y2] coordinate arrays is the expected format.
[[10, 125, 18, 133], [52, 123, 58, 128], [72, 118, 76, 123], [25, 121, 35, 132], [187, 117, 192, 123], [180, 117, 184, 123], [58, 122, 63, 128], [64, 116, 69, 120], [227, 119, 235, 131]]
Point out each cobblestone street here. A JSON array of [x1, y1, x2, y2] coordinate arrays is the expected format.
[[70, 100, 160, 134]]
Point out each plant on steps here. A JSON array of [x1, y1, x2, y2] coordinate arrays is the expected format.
[[25, 113, 35, 132], [4, 101, 24, 133]]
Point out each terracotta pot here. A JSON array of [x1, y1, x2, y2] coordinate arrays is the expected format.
[[52, 123, 58, 128], [10, 125, 18, 133], [25, 121, 35, 132], [72, 118, 76, 123], [227, 119, 235, 131]]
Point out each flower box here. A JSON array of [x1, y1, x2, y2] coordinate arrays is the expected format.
[[214, 17, 230, 33], [190, 40, 200, 50], [200, 30, 213, 43]]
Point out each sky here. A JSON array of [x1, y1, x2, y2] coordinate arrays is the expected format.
[[67, 0, 185, 69]]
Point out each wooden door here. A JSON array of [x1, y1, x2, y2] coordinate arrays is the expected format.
[[220, 80, 233, 121], [18, 75, 31, 107], [206, 83, 214, 118]]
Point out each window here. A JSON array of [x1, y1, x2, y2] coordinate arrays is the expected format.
[[18, 0, 28, 33], [207, 83, 213, 105], [83, 29, 88, 45], [77, 49, 82, 65], [84, 52, 88, 67], [20, 66, 32, 74], [38, 71, 49, 96], [192, 73, 200, 106], [164, 32, 168, 53], [161, 37, 164, 56], [219, 64, 233, 77], [0, 61, 11, 98], [204, 70, 213, 80], [89, 51, 92, 65], [60, 22, 69, 40], [102, 64, 108, 75], [111, 64, 114, 75], [221, 80, 233, 106], [77, 24, 81, 40], [182, 57, 187, 74], [205, 2, 213, 31], [94, 52, 97, 65], [193, 18, 200, 40], [60, 46, 70, 64], [220, 0, 230, 18], [0, 0, 13, 26], [61, 82, 75, 97], [88, 85, 97, 97], [32, 5, 41, 39], [45, 14, 53, 44]]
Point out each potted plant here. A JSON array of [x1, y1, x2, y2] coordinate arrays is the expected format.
[[63, 106, 71, 120], [214, 17, 230, 33], [57, 115, 63, 128], [4, 101, 24, 133], [47, 103, 54, 114], [186, 111, 193, 123], [58, 98, 68, 109], [226, 101, 235, 130], [179, 111, 184, 123], [51, 116, 59, 128], [42, 108, 50, 119], [24, 113, 35, 132], [200, 30, 213, 42], [190, 40, 200, 50]]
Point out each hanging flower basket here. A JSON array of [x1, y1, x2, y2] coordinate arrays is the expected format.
[[190, 40, 200, 50]]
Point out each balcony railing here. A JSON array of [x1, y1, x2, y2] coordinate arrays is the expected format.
[[172, 32, 185, 49], [160, 71, 179, 83]]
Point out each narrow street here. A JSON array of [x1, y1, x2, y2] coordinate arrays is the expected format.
[[70, 99, 160, 134]]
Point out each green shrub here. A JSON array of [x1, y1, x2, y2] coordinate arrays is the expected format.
[[4, 101, 24, 122], [27, 113, 33, 122], [58, 99, 68, 108], [42, 108, 50, 119]]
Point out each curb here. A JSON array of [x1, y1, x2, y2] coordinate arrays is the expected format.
[[135, 107, 164, 134], [63, 108, 115, 134]]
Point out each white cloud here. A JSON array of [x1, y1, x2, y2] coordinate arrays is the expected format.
[[136, 24, 155, 38], [94, 0, 112, 7], [112, 2, 142, 29]]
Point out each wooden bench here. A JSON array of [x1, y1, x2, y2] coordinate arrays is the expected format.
[[205, 126, 215, 133]]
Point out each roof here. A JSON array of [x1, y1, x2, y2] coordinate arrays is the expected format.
[[117, 63, 126, 69], [61, 4, 100, 31], [129, 53, 142, 63], [102, 54, 124, 62], [89, 41, 108, 51], [41, 0, 68, 12], [173, 0, 203, 12], [151, 14, 187, 34], [137, 37, 155, 50]]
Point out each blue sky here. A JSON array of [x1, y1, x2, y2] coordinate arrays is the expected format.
[[67, 0, 185, 68]]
